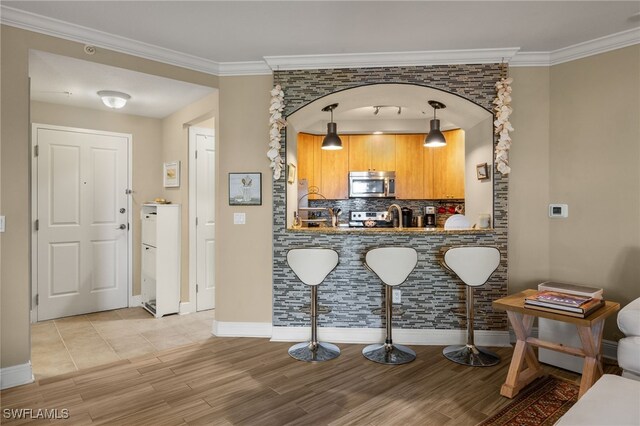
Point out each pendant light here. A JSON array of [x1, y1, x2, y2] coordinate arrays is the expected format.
[[321, 103, 342, 150], [97, 90, 131, 109], [424, 100, 447, 147]]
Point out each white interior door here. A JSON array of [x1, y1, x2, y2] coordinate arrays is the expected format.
[[190, 127, 216, 311], [34, 125, 130, 321]]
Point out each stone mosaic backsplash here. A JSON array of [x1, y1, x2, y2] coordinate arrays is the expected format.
[[272, 64, 509, 332], [307, 198, 465, 228]]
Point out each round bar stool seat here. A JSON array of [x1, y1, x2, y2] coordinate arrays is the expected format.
[[287, 248, 340, 362], [362, 247, 418, 365], [441, 246, 501, 367]]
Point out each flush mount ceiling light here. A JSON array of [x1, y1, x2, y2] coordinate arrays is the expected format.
[[97, 90, 131, 109], [424, 100, 447, 147], [321, 103, 342, 150]]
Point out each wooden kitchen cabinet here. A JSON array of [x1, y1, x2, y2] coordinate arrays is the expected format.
[[348, 134, 396, 172], [395, 134, 425, 199], [297, 133, 322, 199], [321, 135, 349, 199], [425, 129, 465, 199]]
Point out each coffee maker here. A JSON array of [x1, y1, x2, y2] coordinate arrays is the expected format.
[[401, 207, 413, 228], [424, 206, 436, 228]]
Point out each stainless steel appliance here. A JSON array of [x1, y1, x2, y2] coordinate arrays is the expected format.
[[424, 206, 436, 228], [349, 211, 393, 228], [348, 171, 396, 198]]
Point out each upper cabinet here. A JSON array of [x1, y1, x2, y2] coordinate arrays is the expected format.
[[426, 129, 465, 199], [320, 136, 350, 199], [297, 133, 323, 199], [395, 134, 425, 199], [348, 135, 396, 172], [297, 130, 464, 200]]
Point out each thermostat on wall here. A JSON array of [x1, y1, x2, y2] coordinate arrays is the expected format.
[[549, 204, 568, 218]]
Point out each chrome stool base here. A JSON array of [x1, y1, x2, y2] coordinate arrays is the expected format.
[[442, 344, 500, 367], [288, 341, 340, 362], [362, 343, 416, 365]]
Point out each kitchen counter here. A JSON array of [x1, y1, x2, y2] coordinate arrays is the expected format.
[[288, 226, 495, 235]]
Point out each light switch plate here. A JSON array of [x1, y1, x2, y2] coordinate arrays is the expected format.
[[233, 213, 246, 225], [392, 289, 401, 304], [0, 215, 4, 232], [549, 204, 568, 218]]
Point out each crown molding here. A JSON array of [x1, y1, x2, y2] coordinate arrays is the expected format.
[[511, 27, 640, 67], [549, 26, 640, 66], [0, 5, 222, 75], [2, 5, 638, 75], [218, 61, 272, 76], [264, 48, 521, 70]]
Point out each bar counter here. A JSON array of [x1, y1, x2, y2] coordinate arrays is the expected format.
[[288, 226, 495, 235]]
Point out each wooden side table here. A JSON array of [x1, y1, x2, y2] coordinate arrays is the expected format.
[[493, 289, 619, 399]]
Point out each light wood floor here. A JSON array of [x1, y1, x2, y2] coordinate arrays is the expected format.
[[2, 335, 612, 425]]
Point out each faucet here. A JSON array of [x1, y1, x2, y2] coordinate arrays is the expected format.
[[387, 204, 403, 229]]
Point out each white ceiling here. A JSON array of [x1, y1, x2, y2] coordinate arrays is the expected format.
[[6, 1, 638, 122], [29, 50, 215, 118], [4, 1, 640, 63]]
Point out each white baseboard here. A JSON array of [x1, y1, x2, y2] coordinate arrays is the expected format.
[[179, 301, 195, 315], [271, 326, 511, 347], [129, 295, 142, 308], [0, 362, 34, 390], [212, 320, 273, 338]]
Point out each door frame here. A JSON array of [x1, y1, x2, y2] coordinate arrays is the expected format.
[[30, 123, 133, 323], [188, 126, 215, 313]]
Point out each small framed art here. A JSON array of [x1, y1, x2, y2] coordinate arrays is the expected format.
[[476, 163, 489, 180], [163, 161, 180, 187], [229, 172, 262, 206]]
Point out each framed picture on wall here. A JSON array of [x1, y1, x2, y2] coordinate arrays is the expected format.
[[163, 161, 180, 187], [476, 163, 489, 180], [229, 172, 262, 206]]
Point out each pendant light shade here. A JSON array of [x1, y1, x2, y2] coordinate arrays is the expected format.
[[321, 103, 342, 150], [424, 100, 447, 147], [98, 90, 130, 109]]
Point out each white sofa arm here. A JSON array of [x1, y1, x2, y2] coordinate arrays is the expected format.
[[618, 297, 640, 336]]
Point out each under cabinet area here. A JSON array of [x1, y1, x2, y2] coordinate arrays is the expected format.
[[141, 204, 180, 318], [297, 130, 464, 200]]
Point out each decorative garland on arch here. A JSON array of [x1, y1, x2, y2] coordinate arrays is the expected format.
[[494, 76, 513, 175], [268, 84, 287, 180]]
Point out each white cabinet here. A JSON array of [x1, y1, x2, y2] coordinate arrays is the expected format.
[[141, 204, 180, 318]]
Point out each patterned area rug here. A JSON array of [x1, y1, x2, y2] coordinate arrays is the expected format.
[[477, 376, 580, 426]]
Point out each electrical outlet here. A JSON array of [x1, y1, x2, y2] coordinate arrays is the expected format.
[[0, 215, 4, 233], [392, 289, 401, 304], [233, 213, 246, 224]]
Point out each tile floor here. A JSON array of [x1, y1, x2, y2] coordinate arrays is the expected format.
[[31, 307, 215, 379]]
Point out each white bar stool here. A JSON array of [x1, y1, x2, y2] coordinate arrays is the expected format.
[[362, 247, 418, 365], [441, 246, 501, 367], [287, 248, 340, 362]]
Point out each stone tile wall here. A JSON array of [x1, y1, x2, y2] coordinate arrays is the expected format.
[[273, 65, 508, 331]]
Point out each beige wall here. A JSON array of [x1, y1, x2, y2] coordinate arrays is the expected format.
[[509, 46, 640, 340], [548, 45, 640, 339], [216, 75, 274, 323], [0, 25, 217, 369], [508, 66, 552, 294], [464, 118, 494, 227], [161, 92, 218, 302], [30, 101, 164, 296]]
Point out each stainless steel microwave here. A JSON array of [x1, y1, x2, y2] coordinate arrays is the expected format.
[[348, 171, 396, 198]]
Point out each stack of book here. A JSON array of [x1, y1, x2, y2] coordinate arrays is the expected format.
[[524, 281, 604, 318]]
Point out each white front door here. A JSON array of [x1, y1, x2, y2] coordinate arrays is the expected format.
[[190, 127, 216, 311], [34, 124, 130, 321]]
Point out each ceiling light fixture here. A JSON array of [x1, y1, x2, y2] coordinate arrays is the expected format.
[[97, 90, 131, 109], [373, 105, 402, 115], [424, 100, 447, 147], [321, 103, 342, 150]]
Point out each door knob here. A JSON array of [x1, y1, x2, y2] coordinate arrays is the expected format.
[[116, 224, 127, 230]]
